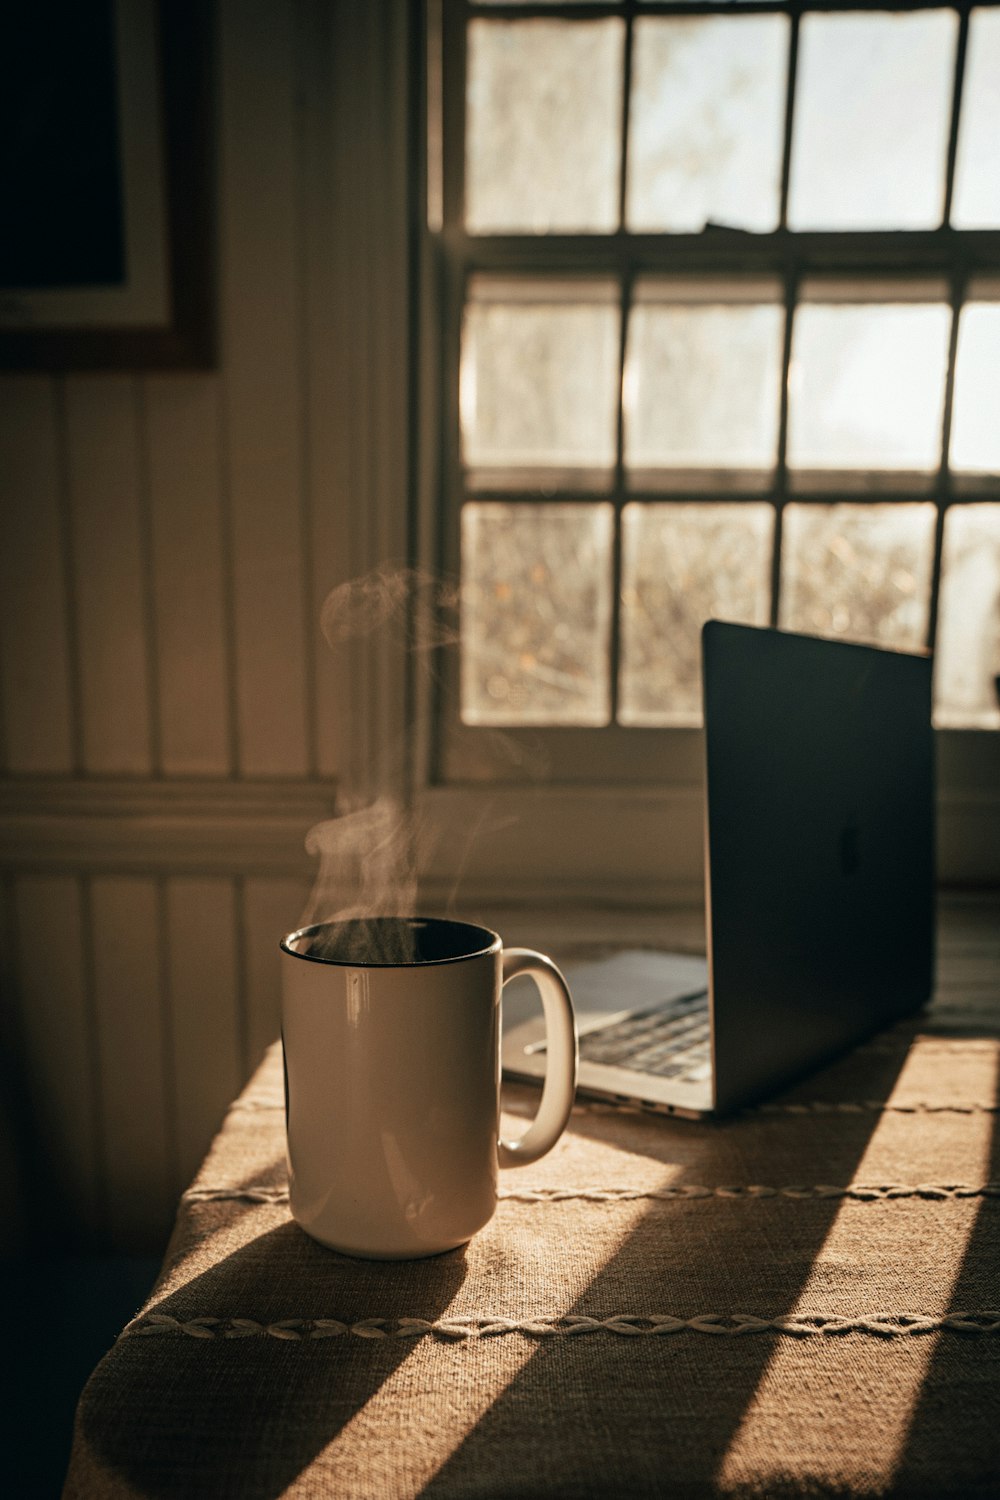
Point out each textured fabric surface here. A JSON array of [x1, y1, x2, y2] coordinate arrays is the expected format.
[[65, 914, 1000, 1498]]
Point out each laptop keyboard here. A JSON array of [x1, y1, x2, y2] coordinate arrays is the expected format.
[[577, 992, 711, 1082]]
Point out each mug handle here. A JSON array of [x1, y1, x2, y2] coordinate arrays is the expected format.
[[498, 949, 578, 1167]]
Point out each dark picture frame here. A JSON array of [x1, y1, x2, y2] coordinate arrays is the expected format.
[[0, 0, 214, 370]]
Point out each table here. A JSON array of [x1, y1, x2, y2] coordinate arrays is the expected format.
[[64, 902, 1000, 1498]]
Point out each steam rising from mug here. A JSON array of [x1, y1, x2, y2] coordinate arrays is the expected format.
[[301, 798, 421, 964], [302, 563, 549, 962], [320, 562, 459, 651], [304, 564, 454, 963]]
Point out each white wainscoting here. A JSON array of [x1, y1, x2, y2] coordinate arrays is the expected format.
[[0, 781, 333, 1252], [2, 858, 309, 1253]]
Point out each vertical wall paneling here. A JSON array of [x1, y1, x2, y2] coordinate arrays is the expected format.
[[367, 1, 414, 802], [341, 5, 378, 802], [63, 378, 154, 774], [164, 877, 242, 1190], [293, 0, 320, 780], [0, 378, 76, 772], [90, 876, 172, 1248], [143, 376, 233, 775], [305, 0, 414, 803], [219, 0, 311, 775], [243, 875, 309, 1071], [13, 876, 103, 1241], [298, 0, 342, 780]]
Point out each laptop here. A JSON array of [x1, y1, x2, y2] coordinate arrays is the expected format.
[[501, 620, 935, 1117]]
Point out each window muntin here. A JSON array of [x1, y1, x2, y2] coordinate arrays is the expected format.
[[433, 2, 1000, 768]]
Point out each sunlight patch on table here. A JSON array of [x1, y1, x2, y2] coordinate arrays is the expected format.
[[501, 1106, 694, 1181], [717, 1045, 998, 1493]]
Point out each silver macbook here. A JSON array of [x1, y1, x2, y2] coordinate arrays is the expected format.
[[502, 620, 935, 1118]]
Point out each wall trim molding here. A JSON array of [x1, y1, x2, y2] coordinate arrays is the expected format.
[[415, 783, 704, 908], [1, 775, 996, 892], [415, 779, 1000, 896], [0, 778, 335, 876]]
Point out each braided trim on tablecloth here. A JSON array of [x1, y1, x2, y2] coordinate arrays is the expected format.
[[576, 1099, 1000, 1117], [182, 1181, 1000, 1206], [120, 1310, 1000, 1342], [755, 1100, 999, 1115], [228, 1094, 1000, 1118], [226, 1092, 1000, 1116]]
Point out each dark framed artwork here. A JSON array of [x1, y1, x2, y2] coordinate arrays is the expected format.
[[0, 0, 214, 370]]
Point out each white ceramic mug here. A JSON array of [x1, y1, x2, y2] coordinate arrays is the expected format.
[[280, 916, 577, 1259]]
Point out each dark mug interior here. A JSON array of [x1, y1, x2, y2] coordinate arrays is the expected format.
[[281, 916, 500, 967]]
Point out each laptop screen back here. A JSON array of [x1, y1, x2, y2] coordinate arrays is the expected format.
[[702, 621, 934, 1114]]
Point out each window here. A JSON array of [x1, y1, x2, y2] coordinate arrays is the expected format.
[[425, 1, 1000, 796]]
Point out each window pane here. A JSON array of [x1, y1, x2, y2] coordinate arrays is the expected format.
[[627, 17, 788, 232], [465, 19, 624, 233], [787, 300, 950, 479], [624, 281, 784, 487], [952, 10, 1000, 227], [779, 503, 935, 650], [787, 11, 957, 231], [619, 502, 773, 727], [950, 303, 1000, 474], [935, 505, 1000, 728], [461, 502, 614, 726], [461, 280, 620, 487]]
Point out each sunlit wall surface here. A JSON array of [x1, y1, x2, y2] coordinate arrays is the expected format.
[[446, 3, 1000, 732]]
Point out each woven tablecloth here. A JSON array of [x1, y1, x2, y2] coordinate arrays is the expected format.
[[65, 927, 1000, 1498]]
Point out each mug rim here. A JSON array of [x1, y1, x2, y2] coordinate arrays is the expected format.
[[280, 915, 502, 968]]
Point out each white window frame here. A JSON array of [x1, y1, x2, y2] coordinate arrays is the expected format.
[[329, 0, 1000, 904]]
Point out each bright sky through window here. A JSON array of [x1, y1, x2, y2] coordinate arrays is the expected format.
[[444, 4, 1000, 736]]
